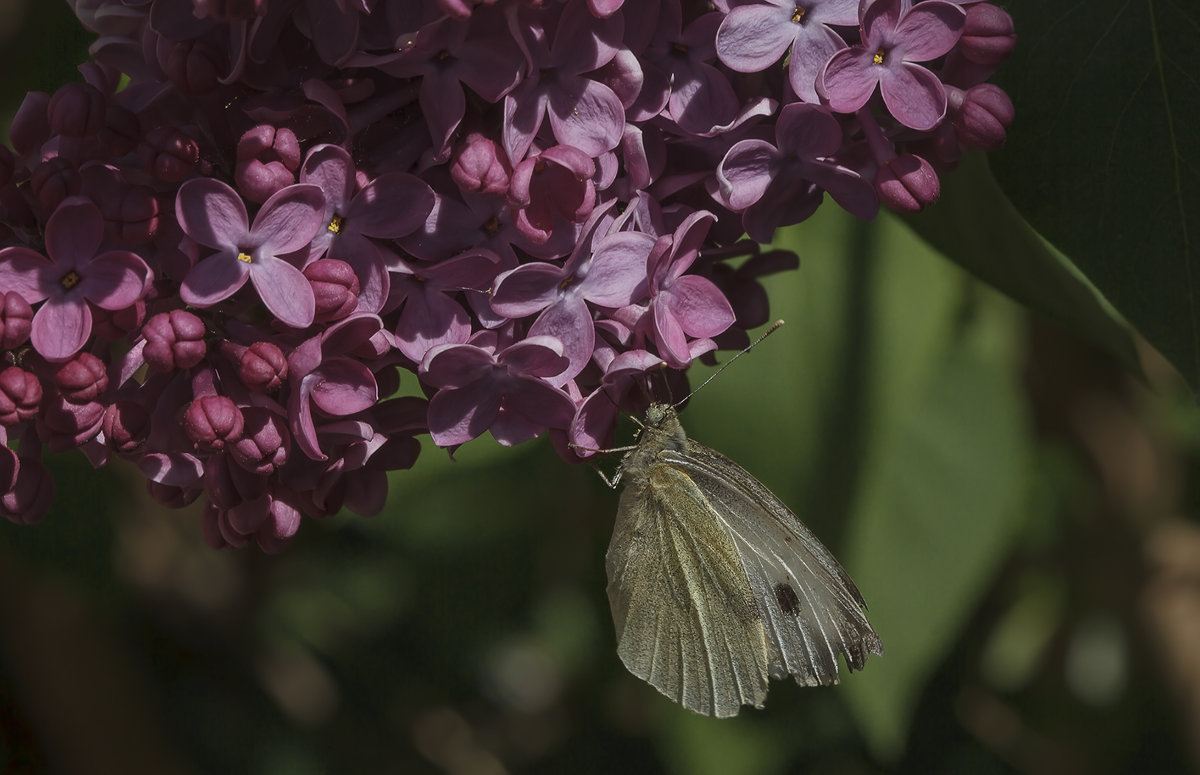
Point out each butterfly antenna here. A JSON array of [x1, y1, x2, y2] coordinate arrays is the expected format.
[[675, 320, 785, 408]]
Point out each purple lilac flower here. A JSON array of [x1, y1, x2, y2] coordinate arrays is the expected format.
[[717, 0, 859, 103], [0, 197, 150, 361], [177, 178, 325, 329], [819, 0, 967, 131], [0, 0, 1016, 544]]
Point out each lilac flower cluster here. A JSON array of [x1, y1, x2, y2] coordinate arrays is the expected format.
[[0, 0, 1015, 550]]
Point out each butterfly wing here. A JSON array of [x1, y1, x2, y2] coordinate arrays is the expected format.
[[669, 442, 883, 687], [606, 462, 771, 718]]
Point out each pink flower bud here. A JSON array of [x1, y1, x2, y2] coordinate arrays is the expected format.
[[0, 292, 34, 350], [143, 310, 207, 372], [237, 341, 288, 393], [876, 154, 940, 214], [184, 395, 245, 450], [53, 352, 109, 403], [47, 83, 107, 138], [304, 258, 360, 322], [0, 367, 42, 425]]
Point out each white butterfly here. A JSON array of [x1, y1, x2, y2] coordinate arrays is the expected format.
[[606, 402, 883, 718]]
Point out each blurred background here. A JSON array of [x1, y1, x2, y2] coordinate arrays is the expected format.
[[4, 3, 1200, 773]]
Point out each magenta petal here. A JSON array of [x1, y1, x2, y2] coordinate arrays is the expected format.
[[252, 184, 325, 255], [820, 48, 882, 114], [529, 296, 594, 382], [668, 275, 735, 338], [0, 247, 53, 303], [880, 62, 948, 130], [176, 178, 248, 250], [716, 139, 777, 210], [349, 173, 434, 238], [895, 2, 966, 61], [31, 296, 92, 361], [777, 103, 844, 159], [499, 336, 569, 377], [502, 379, 576, 430], [581, 232, 655, 307], [181, 252, 250, 307], [300, 144, 355, 212], [428, 380, 502, 446], [546, 76, 624, 157], [45, 198, 103, 269], [250, 257, 316, 328], [82, 251, 150, 310], [787, 25, 847, 103], [863, 0, 904, 44], [422, 344, 496, 389], [716, 5, 796, 73], [652, 300, 691, 366], [395, 288, 472, 362], [491, 264, 564, 317], [310, 358, 378, 416]]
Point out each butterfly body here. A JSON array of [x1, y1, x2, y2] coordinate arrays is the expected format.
[[606, 403, 883, 718]]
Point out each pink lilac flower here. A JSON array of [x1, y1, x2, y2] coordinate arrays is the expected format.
[[0, 197, 150, 361], [177, 178, 325, 329], [819, 0, 967, 131]]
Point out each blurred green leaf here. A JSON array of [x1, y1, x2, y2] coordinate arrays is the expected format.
[[906, 154, 1143, 381], [992, 0, 1200, 387], [841, 295, 1031, 757]]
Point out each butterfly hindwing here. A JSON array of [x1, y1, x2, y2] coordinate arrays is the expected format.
[[666, 441, 884, 687]]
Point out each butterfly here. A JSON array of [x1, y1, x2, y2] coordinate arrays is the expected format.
[[605, 402, 883, 718]]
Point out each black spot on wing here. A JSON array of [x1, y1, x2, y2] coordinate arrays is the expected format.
[[774, 582, 801, 616]]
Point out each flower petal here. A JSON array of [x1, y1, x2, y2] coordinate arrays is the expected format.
[[880, 61, 948, 130], [81, 251, 151, 310], [310, 357, 378, 416], [428, 379, 502, 446], [820, 48, 882, 114], [546, 76, 624, 157], [251, 183, 326, 255], [249, 256, 316, 329], [45, 197, 103, 270], [716, 4, 797, 73], [31, 296, 92, 362], [895, 1, 966, 61], [176, 178, 248, 251], [181, 251, 250, 307], [0, 247, 53, 303]]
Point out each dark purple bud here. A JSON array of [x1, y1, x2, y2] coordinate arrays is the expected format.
[[0, 367, 42, 425], [98, 103, 141, 157], [228, 407, 289, 474], [184, 395, 245, 450], [103, 400, 151, 454], [0, 292, 34, 350], [53, 352, 109, 403], [200, 502, 236, 549], [0, 147, 13, 186], [41, 395, 105, 450], [164, 39, 225, 96], [8, 91, 51, 158], [235, 125, 301, 204], [143, 310, 207, 372], [960, 4, 1016, 66], [1, 461, 53, 525], [237, 341, 288, 392], [103, 185, 161, 245], [876, 154, 941, 214], [30, 158, 81, 211], [47, 83, 107, 138], [139, 127, 200, 183], [954, 84, 1014, 151], [304, 258, 360, 322], [92, 301, 146, 342], [451, 132, 512, 196]]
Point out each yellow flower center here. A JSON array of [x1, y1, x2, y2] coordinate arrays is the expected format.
[[237, 251, 253, 263], [792, 6, 806, 23], [873, 48, 886, 65], [59, 270, 81, 290], [327, 215, 344, 234]]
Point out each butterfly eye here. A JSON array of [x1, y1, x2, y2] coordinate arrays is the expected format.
[[774, 582, 801, 616]]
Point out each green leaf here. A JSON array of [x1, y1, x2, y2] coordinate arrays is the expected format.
[[840, 298, 1031, 758], [992, 0, 1200, 386], [906, 154, 1144, 380]]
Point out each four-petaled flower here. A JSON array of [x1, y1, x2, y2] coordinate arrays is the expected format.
[[177, 178, 326, 329], [0, 196, 151, 361]]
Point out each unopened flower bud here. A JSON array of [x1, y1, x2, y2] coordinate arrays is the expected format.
[[184, 395, 245, 450], [53, 352, 108, 403], [237, 341, 288, 392], [954, 84, 1014, 151], [960, 4, 1016, 66], [103, 400, 151, 454], [305, 258, 360, 322], [47, 82, 107, 138], [0, 292, 34, 350], [235, 125, 301, 204], [143, 310, 207, 372], [876, 154, 940, 214], [0, 367, 42, 425]]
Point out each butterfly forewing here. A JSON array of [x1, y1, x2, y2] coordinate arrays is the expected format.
[[667, 442, 884, 686], [607, 464, 771, 718]]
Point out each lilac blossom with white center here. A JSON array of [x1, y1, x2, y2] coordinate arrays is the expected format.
[[717, 0, 859, 103], [0, 197, 151, 361], [819, 0, 967, 131], [177, 178, 325, 329], [0, 0, 1016, 545]]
